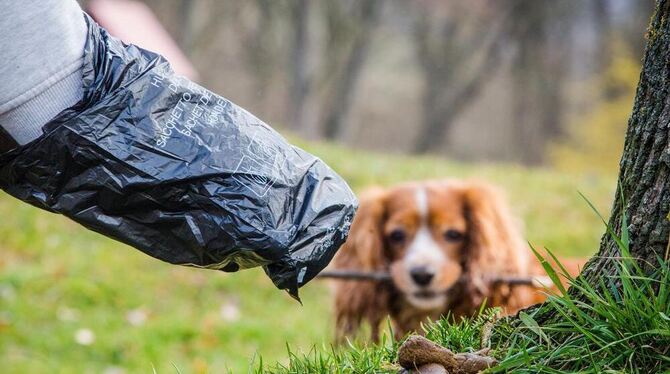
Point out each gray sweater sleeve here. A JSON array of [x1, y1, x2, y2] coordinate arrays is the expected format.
[[0, 0, 87, 145]]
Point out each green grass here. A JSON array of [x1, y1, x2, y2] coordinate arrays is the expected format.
[[491, 257, 670, 373], [0, 139, 614, 372], [490, 200, 670, 373], [257, 253, 670, 373], [256, 192, 670, 373], [251, 309, 502, 373]]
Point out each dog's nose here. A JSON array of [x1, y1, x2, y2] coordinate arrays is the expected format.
[[410, 267, 435, 286]]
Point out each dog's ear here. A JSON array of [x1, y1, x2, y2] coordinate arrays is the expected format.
[[335, 187, 388, 270], [333, 187, 389, 343], [461, 181, 530, 303]]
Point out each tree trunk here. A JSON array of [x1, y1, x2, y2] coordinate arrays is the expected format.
[[593, 0, 612, 73], [489, 6, 670, 359], [510, 1, 569, 165], [244, 0, 281, 114], [322, 0, 382, 141], [289, 0, 310, 131], [413, 57, 502, 155], [178, 0, 196, 55], [580, 0, 670, 281], [511, 25, 545, 165], [411, 2, 514, 155], [622, 0, 655, 58], [519, 1, 670, 329], [412, 0, 524, 153]]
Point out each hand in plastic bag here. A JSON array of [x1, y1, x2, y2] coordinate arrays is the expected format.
[[0, 15, 357, 299]]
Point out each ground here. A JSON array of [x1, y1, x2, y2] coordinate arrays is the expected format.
[[0, 139, 614, 373]]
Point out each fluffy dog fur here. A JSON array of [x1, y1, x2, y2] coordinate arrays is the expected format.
[[332, 180, 581, 341]]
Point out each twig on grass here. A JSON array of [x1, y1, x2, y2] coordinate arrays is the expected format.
[[397, 335, 498, 374]]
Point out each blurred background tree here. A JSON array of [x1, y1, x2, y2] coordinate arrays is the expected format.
[[410, 0, 512, 154], [549, 46, 639, 176], [125, 0, 653, 168]]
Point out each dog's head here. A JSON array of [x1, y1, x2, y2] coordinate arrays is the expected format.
[[340, 180, 529, 311]]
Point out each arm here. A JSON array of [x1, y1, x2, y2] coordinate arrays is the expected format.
[[0, 0, 86, 146]]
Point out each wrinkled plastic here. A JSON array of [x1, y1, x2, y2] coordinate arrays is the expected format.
[[0, 15, 357, 298]]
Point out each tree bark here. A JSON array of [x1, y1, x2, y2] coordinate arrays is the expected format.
[[486, 6, 670, 356], [621, 0, 655, 58], [518, 1, 670, 329], [580, 0, 670, 280]]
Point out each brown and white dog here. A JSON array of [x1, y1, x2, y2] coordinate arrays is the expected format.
[[332, 180, 582, 341]]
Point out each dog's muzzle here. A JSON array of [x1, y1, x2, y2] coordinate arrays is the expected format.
[[409, 266, 435, 287]]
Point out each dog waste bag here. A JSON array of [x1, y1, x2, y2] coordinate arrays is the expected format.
[[0, 15, 357, 299]]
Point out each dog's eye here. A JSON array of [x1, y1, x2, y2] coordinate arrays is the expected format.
[[443, 229, 464, 242], [388, 229, 406, 244]]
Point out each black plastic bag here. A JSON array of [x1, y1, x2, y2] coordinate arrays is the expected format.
[[0, 15, 357, 299]]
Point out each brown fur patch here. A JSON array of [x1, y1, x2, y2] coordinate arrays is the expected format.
[[332, 180, 585, 341]]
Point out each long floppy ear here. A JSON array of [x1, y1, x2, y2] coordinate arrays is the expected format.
[[461, 181, 531, 307], [334, 187, 388, 271], [333, 187, 389, 343]]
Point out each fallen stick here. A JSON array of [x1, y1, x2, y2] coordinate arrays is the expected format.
[[317, 269, 553, 289], [316, 269, 392, 281]]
